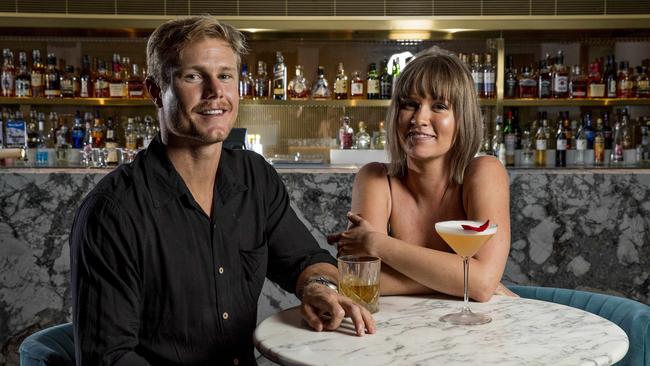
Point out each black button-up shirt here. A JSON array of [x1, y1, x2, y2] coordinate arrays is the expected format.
[[70, 136, 335, 365]]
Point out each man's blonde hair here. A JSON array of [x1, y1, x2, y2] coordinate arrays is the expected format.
[[146, 15, 248, 89], [386, 47, 482, 184]]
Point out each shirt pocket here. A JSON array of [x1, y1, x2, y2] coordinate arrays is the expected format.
[[239, 243, 268, 301]]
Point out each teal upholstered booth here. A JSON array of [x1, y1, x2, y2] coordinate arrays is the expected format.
[[19, 323, 74, 366], [509, 285, 650, 366]]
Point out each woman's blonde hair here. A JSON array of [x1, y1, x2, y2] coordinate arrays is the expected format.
[[386, 47, 482, 184], [146, 15, 248, 90]]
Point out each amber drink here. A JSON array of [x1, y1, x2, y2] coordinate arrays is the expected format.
[[338, 255, 380, 313]]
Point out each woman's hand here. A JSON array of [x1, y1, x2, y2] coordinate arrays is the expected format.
[[327, 212, 382, 257]]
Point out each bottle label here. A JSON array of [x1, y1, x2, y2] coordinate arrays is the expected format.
[[334, 80, 347, 94], [594, 141, 605, 163], [505, 134, 516, 155], [351, 82, 363, 96], [16, 79, 30, 97], [483, 71, 495, 85], [109, 83, 124, 97], [367, 79, 379, 94], [536, 140, 547, 150], [556, 139, 567, 150], [539, 80, 551, 97], [128, 89, 144, 97], [588, 83, 605, 98], [31, 73, 42, 87], [505, 79, 517, 97], [341, 132, 353, 149], [553, 76, 568, 93], [5, 121, 26, 147], [44, 89, 61, 97], [80, 79, 90, 98], [613, 144, 624, 161], [607, 79, 617, 96], [576, 139, 587, 151]]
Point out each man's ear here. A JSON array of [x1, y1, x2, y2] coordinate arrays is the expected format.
[[145, 77, 163, 108]]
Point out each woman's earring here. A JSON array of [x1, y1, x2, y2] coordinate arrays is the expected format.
[[410, 118, 416, 125]]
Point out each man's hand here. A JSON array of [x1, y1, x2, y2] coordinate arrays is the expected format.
[[300, 282, 376, 336]]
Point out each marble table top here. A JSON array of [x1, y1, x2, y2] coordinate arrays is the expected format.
[[254, 295, 629, 366]]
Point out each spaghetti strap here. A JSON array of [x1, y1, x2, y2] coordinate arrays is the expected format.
[[384, 163, 394, 236]]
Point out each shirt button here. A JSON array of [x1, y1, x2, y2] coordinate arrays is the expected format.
[[233, 358, 239, 365], [218, 267, 224, 274], [222, 312, 229, 320]]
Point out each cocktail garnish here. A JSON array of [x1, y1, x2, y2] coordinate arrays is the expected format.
[[462, 219, 490, 232]]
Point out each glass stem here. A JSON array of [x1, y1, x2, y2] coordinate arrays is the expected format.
[[462, 256, 470, 313]]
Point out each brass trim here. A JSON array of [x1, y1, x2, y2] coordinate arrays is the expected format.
[[2, 13, 650, 32], [0, 97, 155, 106], [502, 98, 650, 107]]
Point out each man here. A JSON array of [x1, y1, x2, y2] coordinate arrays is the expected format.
[[70, 16, 374, 366]]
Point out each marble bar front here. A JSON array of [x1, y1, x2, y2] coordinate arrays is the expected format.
[[1, 167, 649, 366]]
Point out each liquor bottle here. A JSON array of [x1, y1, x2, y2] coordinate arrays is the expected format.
[[135, 117, 145, 149], [339, 116, 354, 149], [46, 112, 57, 148], [620, 108, 633, 149], [552, 50, 569, 98], [79, 55, 93, 98], [1, 48, 15, 97], [479, 116, 492, 155], [470, 53, 483, 97], [587, 60, 605, 98], [602, 112, 613, 149], [492, 116, 506, 165], [391, 57, 401, 95], [105, 117, 119, 165], [71, 111, 85, 149], [603, 55, 617, 98], [574, 120, 586, 166], [127, 63, 145, 98], [594, 120, 605, 166], [239, 63, 254, 99], [636, 66, 650, 98], [538, 57, 552, 99], [482, 53, 496, 98], [61, 65, 79, 98], [504, 55, 518, 99], [516, 66, 535, 98], [583, 112, 595, 149], [31, 50, 45, 97], [561, 111, 572, 150], [611, 120, 624, 164], [373, 121, 387, 149], [287, 64, 310, 100], [125, 117, 137, 150], [120, 56, 131, 97], [93, 60, 110, 98], [555, 119, 567, 167], [535, 112, 549, 167], [26, 110, 39, 148], [616, 61, 634, 98], [366, 63, 380, 99], [311, 66, 331, 100], [44, 53, 61, 98], [350, 71, 364, 99], [143, 116, 156, 148], [521, 126, 534, 166], [92, 112, 106, 148], [355, 121, 371, 149], [254, 61, 270, 100], [334, 62, 348, 100], [569, 65, 587, 98], [379, 59, 392, 100], [15, 52, 31, 97], [503, 111, 515, 166], [272, 51, 287, 100], [109, 53, 124, 98], [638, 125, 650, 166]]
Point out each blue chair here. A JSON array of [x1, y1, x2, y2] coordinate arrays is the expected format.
[[508, 285, 650, 366], [19, 323, 75, 366]]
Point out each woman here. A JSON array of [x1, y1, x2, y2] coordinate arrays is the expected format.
[[329, 48, 513, 301]]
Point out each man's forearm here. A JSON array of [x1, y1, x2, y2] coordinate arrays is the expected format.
[[295, 262, 339, 297]]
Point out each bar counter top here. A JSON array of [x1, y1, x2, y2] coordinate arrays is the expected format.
[[1, 166, 649, 365]]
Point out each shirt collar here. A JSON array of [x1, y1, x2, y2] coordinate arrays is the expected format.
[[142, 135, 247, 208]]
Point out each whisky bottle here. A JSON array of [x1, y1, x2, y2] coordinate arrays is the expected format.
[[538, 58, 552, 99], [350, 71, 364, 99], [503, 111, 515, 166], [636, 66, 650, 98], [555, 120, 567, 167], [125, 117, 137, 150], [239, 63, 254, 99], [616, 61, 634, 98], [127, 63, 145, 98], [272, 51, 287, 100], [311, 66, 331, 100], [470, 53, 483, 97], [92, 112, 106, 148], [1, 48, 15, 97], [638, 125, 650, 166], [518, 66, 536, 98], [26, 110, 39, 148], [31, 50, 45, 97], [620, 108, 633, 149], [482, 53, 496, 98], [109, 53, 125, 98], [551, 50, 569, 98], [569, 65, 587, 98], [44, 53, 61, 98], [583, 112, 595, 149], [121, 57, 131, 97], [94, 60, 110, 98], [355, 121, 371, 149], [334, 62, 348, 100], [79, 55, 93, 98], [15, 51, 31, 97], [535, 112, 549, 167], [61, 65, 79, 98], [593, 119, 605, 166], [611, 121, 624, 164], [602, 112, 613, 149], [338, 116, 354, 149], [366, 63, 380, 99], [288, 64, 310, 100], [254, 61, 269, 100], [604, 55, 618, 98], [379, 59, 392, 100], [374, 121, 387, 149], [504, 55, 518, 99], [105, 117, 119, 165], [491, 116, 506, 165]]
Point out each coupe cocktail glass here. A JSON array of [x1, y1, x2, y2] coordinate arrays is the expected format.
[[435, 220, 497, 325]]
